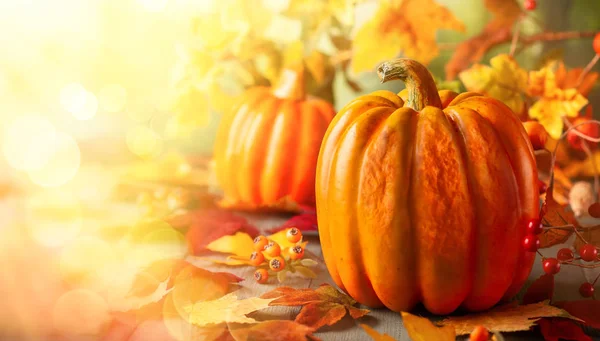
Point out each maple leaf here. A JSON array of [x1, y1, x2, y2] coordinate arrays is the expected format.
[[261, 283, 370, 330], [459, 54, 528, 114], [522, 274, 554, 305], [402, 312, 455, 341], [228, 321, 318, 341], [554, 62, 599, 97], [167, 209, 259, 255], [266, 211, 318, 234], [537, 318, 592, 341], [438, 301, 578, 335], [446, 0, 520, 79], [555, 300, 600, 330], [360, 324, 397, 341], [539, 181, 579, 248], [186, 293, 275, 326], [351, 0, 465, 73], [528, 62, 589, 139]]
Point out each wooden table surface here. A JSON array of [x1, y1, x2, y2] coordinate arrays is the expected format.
[[192, 213, 600, 341]]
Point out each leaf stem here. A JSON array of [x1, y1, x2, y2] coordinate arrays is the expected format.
[[576, 54, 600, 88]]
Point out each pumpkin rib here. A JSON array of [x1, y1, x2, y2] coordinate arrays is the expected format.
[[359, 106, 420, 312], [413, 106, 475, 315], [288, 100, 313, 203], [446, 106, 522, 311], [329, 106, 393, 307]]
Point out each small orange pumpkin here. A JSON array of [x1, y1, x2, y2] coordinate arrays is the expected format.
[[214, 68, 335, 208], [316, 58, 539, 314]]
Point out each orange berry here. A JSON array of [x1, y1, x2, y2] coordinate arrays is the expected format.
[[249, 251, 265, 266], [253, 235, 268, 252], [286, 227, 302, 243], [254, 269, 268, 284], [567, 117, 599, 151], [469, 325, 489, 341], [289, 245, 305, 260], [269, 256, 285, 272], [594, 33, 600, 55], [263, 241, 281, 257]]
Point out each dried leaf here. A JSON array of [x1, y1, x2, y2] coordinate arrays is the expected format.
[[528, 63, 589, 139], [218, 195, 302, 213], [402, 312, 455, 341], [459, 54, 528, 114], [206, 232, 255, 258], [186, 293, 275, 326], [360, 324, 397, 341], [539, 182, 578, 248], [228, 321, 317, 341], [563, 150, 600, 178], [261, 283, 369, 330], [522, 274, 554, 305], [484, 0, 521, 28], [438, 301, 577, 335], [267, 211, 318, 234], [555, 300, 600, 329], [351, 0, 465, 73], [538, 318, 592, 341], [277, 270, 289, 283], [299, 259, 318, 267], [294, 266, 317, 279], [170, 209, 259, 255]]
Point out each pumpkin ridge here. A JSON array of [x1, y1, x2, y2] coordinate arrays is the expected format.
[[288, 100, 311, 203]]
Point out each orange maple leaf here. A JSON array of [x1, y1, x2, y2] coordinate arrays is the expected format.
[[261, 283, 369, 330], [539, 180, 579, 248], [351, 0, 465, 73]]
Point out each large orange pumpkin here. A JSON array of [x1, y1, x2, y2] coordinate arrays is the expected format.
[[316, 59, 539, 314], [214, 68, 335, 207]]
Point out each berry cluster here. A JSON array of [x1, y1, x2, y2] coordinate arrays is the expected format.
[[252, 228, 306, 284], [523, 218, 543, 252], [546, 244, 600, 298]]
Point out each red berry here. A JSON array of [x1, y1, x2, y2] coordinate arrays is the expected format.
[[557, 248, 574, 262], [254, 269, 268, 284], [526, 218, 543, 235], [249, 251, 265, 266], [524, 0, 536, 10], [538, 180, 547, 195], [588, 202, 600, 218], [289, 245, 305, 260], [542, 258, 561, 275], [263, 241, 281, 257], [579, 282, 595, 298], [253, 236, 268, 252], [594, 33, 600, 55], [469, 325, 489, 341], [269, 256, 286, 272], [286, 227, 302, 243], [567, 117, 599, 151], [579, 244, 598, 262], [523, 235, 540, 252]]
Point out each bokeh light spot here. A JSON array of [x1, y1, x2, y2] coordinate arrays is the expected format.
[[28, 131, 81, 187], [73, 91, 98, 120], [98, 84, 127, 113], [138, 0, 169, 12], [59, 236, 117, 286], [2, 114, 56, 171], [26, 190, 82, 248], [52, 289, 111, 336], [126, 125, 163, 158], [60, 83, 87, 114]]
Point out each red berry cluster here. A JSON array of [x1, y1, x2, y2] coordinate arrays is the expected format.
[[251, 228, 305, 284], [522, 218, 543, 252], [540, 244, 600, 298]]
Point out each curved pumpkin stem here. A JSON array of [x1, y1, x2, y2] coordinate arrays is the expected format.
[[377, 59, 442, 111], [273, 66, 306, 101]]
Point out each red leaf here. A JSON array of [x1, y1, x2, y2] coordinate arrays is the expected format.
[[538, 318, 591, 341], [171, 209, 259, 255], [555, 300, 600, 329], [522, 274, 554, 305], [267, 211, 318, 234]]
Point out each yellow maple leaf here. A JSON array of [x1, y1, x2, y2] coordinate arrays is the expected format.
[[206, 232, 255, 258], [351, 0, 465, 73], [528, 63, 589, 139], [459, 54, 528, 114], [186, 293, 275, 326], [402, 312, 455, 341]]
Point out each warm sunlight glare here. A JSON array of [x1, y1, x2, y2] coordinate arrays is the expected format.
[[99, 84, 128, 113], [52, 289, 111, 336], [138, 0, 169, 12], [59, 236, 118, 286], [127, 125, 164, 158], [3, 114, 56, 171], [26, 190, 82, 248], [28, 131, 81, 187]]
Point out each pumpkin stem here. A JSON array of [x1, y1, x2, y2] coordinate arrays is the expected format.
[[273, 66, 306, 100], [377, 59, 442, 111]]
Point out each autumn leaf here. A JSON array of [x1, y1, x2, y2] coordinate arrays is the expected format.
[[537, 318, 592, 341], [459, 54, 528, 114], [554, 62, 599, 97], [351, 0, 465, 73], [261, 283, 369, 330], [219, 195, 303, 213], [572, 225, 600, 251], [186, 293, 275, 326], [539, 181, 579, 248], [522, 274, 554, 305], [555, 300, 600, 329], [167, 209, 259, 255], [360, 324, 397, 341], [528, 62, 589, 139], [267, 211, 318, 234], [563, 150, 600, 178], [402, 312, 455, 341], [438, 301, 577, 335], [228, 321, 317, 341], [483, 0, 522, 28]]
